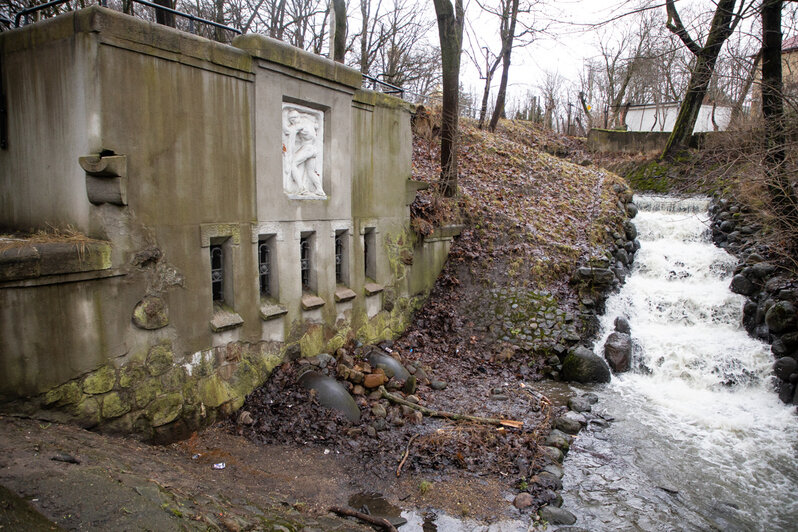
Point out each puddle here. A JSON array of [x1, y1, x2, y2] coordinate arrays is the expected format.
[[347, 492, 529, 531]]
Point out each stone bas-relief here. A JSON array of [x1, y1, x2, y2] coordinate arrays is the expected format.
[[282, 104, 325, 199]]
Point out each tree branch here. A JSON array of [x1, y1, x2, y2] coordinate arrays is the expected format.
[[666, 0, 702, 56]]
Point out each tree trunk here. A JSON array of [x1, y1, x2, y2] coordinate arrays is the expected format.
[[762, 0, 798, 223], [661, 0, 737, 158], [477, 55, 501, 129], [331, 0, 346, 63], [154, 0, 175, 27], [730, 50, 761, 124], [487, 0, 519, 132], [214, 0, 225, 41], [433, 0, 464, 198]]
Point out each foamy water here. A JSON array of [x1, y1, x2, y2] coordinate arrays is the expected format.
[[561, 195, 798, 531]]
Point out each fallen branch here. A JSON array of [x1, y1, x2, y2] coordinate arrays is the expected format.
[[329, 506, 398, 532], [378, 386, 522, 428], [396, 434, 418, 477]]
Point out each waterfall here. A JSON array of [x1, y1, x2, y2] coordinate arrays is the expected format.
[[561, 195, 798, 531]]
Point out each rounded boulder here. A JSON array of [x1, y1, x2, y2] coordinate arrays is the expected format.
[[562, 346, 611, 384]]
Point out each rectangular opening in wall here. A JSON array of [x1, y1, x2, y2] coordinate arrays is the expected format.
[[300, 231, 316, 292], [258, 235, 276, 298], [335, 229, 349, 286], [364, 227, 376, 281], [210, 243, 225, 302]]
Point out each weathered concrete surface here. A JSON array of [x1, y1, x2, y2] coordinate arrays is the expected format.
[[0, 7, 455, 440]]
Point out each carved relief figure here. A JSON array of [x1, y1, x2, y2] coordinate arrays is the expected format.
[[282, 105, 325, 198]]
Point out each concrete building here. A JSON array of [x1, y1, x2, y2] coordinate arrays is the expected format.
[[0, 7, 456, 440], [623, 102, 732, 133]]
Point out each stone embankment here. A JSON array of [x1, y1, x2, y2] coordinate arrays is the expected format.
[[710, 197, 798, 405], [550, 184, 640, 384]]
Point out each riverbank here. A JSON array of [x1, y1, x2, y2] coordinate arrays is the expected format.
[[1, 118, 635, 529]]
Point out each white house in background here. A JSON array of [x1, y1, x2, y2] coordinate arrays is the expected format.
[[623, 102, 732, 133]]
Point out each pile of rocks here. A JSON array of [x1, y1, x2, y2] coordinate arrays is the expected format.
[[710, 198, 798, 405], [525, 392, 610, 528]]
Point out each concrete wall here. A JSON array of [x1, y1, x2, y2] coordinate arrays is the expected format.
[[586, 128, 717, 154], [0, 7, 454, 441], [586, 129, 672, 154]]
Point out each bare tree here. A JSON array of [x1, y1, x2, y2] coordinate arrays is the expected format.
[[540, 70, 562, 130], [432, 0, 465, 198], [464, 29, 502, 128], [661, 0, 750, 158]]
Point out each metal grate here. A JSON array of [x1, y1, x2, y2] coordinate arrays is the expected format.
[[300, 235, 310, 290], [363, 232, 369, 275], [210, 244, 224, 302], [258, 240, 271, 297], [335, 233, 344, 284]]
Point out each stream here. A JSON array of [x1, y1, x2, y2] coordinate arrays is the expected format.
[[560, 195, 798, 531]]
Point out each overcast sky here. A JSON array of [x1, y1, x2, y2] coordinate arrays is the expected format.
[[455, 0, 651, 107]]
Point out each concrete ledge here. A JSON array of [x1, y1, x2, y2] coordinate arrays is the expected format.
[[301, 293, 325, 310], [364, 282, 384, 296], [210, 303, 244, 332], [353, 89, 416, 113], [334, 286, 357, 302], [406, 180, 430, 205], [0, 240, 112, 282], [2, 7, 253, 76], [424, 224, 465, 243], [200, 223, 241, 247], [259, 299, 288, 320], [233, 33, 361, 89]]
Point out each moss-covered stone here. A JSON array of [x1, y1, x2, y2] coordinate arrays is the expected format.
[[198, 375, 236, 408], [299, 325, 325, 358], [132, 296, 169, 330], [43, 381, 82, 407], [160, 367, 186, 392], [625, 160, 671, 193], [231, 359, 261, 398], [74, 396, 101, 428], [146, 343, 174, 376], [147, 393, 184, 427], [101, 392, 130, 419], [135, 378, 161, 409], [103, 412, 136, 434], [83, 366, 117, 395], [182, 379, 200, 405], [119, 364, 147, 388], [262, 353, 283, 373]]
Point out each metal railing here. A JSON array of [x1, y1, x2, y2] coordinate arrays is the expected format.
[[362, 74, 404, 99], [13, 0, 240, 35]]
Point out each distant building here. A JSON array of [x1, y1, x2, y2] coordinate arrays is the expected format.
[[783, 35, 798, 95], [622, 102, 732, 133]]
